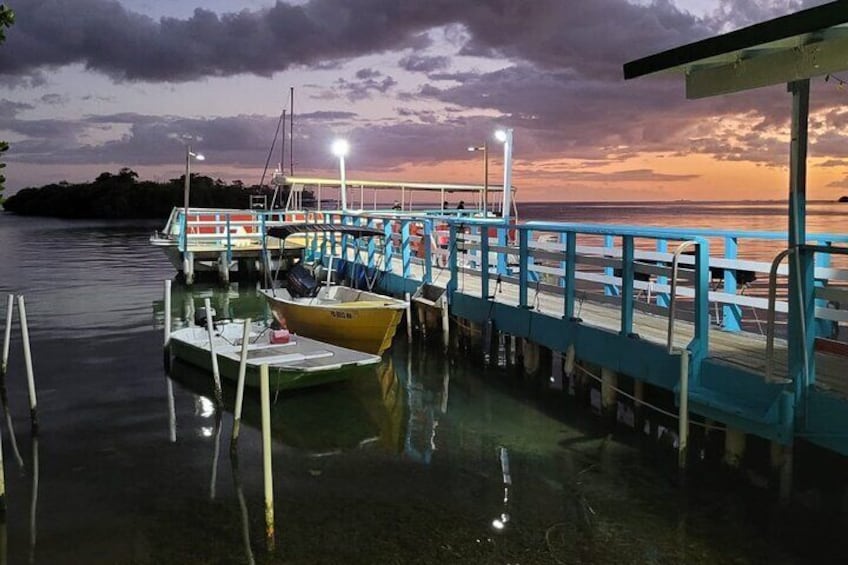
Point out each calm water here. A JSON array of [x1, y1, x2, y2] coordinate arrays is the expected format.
[[0, 205, 845, 564]]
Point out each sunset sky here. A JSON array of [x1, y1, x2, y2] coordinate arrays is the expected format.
[[1, 0, 847, 201]]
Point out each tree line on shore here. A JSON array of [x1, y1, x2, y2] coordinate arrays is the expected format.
[[2, 168, 312, 219]]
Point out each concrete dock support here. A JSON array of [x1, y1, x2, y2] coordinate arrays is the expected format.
[[521, 339, 541, 377], [770, 441, 794, 503], [723, 429, 747, 469], [183, 252, 195, 285], [218, 253, 230, 285], [601, 367, 618, 422]]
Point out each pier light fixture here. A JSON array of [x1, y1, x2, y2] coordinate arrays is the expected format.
[[183, 144, 206, 219], [467, 143, 489, 217], [331, 138, 349, 210], [494, 128, 513, 224]]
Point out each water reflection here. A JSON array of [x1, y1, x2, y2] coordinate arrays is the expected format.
[[168, 358, 401, 455]]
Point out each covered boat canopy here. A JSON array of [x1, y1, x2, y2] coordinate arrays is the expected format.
[[267, 223, 384, 240]]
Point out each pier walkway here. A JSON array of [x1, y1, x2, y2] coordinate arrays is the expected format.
[[295, 211, 848, 456]]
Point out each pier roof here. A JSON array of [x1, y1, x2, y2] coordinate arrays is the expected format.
[[623, 1, 848, 98]]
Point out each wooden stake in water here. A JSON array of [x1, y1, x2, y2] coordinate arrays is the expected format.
[[260, 364, 275, 551], [203, 298, 223, 405], [0, 419, 6, 515], [231, 318, 252, 450], [163, 280, 172, 348], [405, 292, 413, 343], [17, 296, 38, 434], [1, 294, 13, 381]]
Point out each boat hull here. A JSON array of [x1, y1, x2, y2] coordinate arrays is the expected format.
[[169, 323, 381, 391], [262, 288, 406, 355]]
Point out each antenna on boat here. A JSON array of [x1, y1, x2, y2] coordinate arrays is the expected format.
[[280, 109, 286, 181], [289, 86, 294, 176]]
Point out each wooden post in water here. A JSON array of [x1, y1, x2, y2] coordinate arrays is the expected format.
[[404, 292, 413, 342], [0, 419, 5, 514], [441, 294, 450, 351], [17, 296, 38, 434], [231, 318, 252, 450], [260, 364, 276, 551], [203, 298, 223, 405], [163, 280, 172, 369], [1, 294, 12, 381]]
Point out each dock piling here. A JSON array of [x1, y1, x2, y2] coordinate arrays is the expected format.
[[441, 294, 450, 351], [231, 318, 252, 450], [203, 298, 223, 405], [600, 367, 618, 423], [163, 280, 172, 368], [17, 296, 38, 434], [0, 419, 5, 514], [260, 364, 276, 552], [1, 294, 12, 381], [404, 292, 413, 342]]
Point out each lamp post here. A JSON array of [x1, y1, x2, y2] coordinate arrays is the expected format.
[[331, 139, 349, 211], [495, 129, 513, 224], [467, 143, 488, 217], [183, 144, 206, 217]]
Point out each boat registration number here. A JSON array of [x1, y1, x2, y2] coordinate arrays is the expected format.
[[329, 310, 355, 320]]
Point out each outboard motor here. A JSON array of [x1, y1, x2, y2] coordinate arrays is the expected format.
[[194, 305, 217, 328], [286, 263, 319, 298]]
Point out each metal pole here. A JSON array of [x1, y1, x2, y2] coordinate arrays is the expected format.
[[289, 86, 294, 175], [203, 298, 223, 405], [483, 142, 489, 217], [260, 364, 276, 551], [501, 129, 513, 224], [339, 155, 347, 211], [678, 349, 689, 473], [183, 145, 191, 221], [231, 318, 252, 449], [17, 296, 38, 433], [2, 294, 13, 379]]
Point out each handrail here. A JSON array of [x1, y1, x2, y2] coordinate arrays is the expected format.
[[667, 240, 700, 353], [765, 244, 848, 381]]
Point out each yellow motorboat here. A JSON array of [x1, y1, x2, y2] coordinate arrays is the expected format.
[[261, 222, 408, 355], [261, 285, 407, 355]]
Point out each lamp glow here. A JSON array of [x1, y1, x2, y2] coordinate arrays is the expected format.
[[332, 139, 349, 210], [331, 139, 349, 158], [494, 130, 508, 143]]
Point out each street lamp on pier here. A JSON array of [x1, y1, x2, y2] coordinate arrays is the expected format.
[[183, 145, 206, 217], [331, 139, 349, 211], [467, 143, 488, 217]]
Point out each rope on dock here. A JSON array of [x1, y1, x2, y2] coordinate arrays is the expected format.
[[574, 363, 724, 432]]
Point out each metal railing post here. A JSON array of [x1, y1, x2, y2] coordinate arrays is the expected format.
[[723, 236, 741, 331], [620, 235, 635, 336], [401, 220, 411, 278], [518, 229, 529, 308], [656, 238, 669, 307], [423, 220, 433, 284], [481, 224, 490, 299], [564, 232, 576, 320]]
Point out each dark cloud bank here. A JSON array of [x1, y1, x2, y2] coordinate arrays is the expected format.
[[1, 0, 845, 187]]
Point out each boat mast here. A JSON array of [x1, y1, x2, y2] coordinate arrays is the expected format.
[[289, 86, 294, 176]]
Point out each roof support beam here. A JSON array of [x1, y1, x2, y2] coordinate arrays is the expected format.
[[786, 79, 815, 420], [685, 35, 848, 99]]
